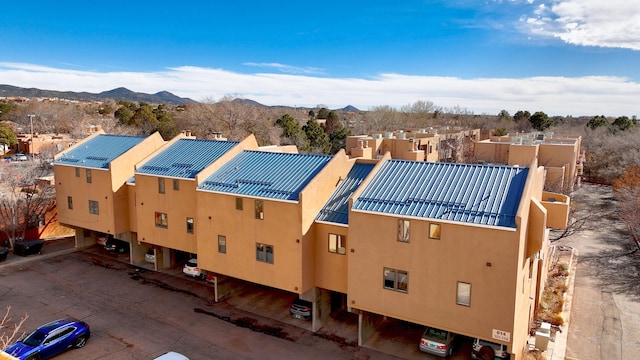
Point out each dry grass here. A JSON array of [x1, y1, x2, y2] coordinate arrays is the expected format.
[[537, 262, 569, 326]]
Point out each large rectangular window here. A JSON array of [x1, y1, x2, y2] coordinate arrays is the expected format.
[[328, 234, 346, 254], [155, 212, 168, 228], [218, 235, 226, 254], [255, 200, 264, 220], [383, 268, 408, 293], [256, 243, 274, 264], [67, 196, 73, 210], [398, 219, 410, 242], [88, 200, 99, 215], [186, 217, 194, 234], [85, 169, 92, 183], [158, 178, 165, 194], [457, 282, 471, 306]]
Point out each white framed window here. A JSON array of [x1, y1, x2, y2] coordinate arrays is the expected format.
[[328, 234, 346, 254], [457, 281, 471, 306]]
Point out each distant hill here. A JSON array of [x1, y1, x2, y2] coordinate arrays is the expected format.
[[0, 84, 197, 105]]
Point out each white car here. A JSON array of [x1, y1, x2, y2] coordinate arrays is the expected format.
[[13, 153, 28, 161], [154, 351, 189, 360], [182, 259, 205, 279], [145, 249, 156, 263], [471, 338, 509, 359]]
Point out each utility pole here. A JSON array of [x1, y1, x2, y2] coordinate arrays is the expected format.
[[28, 114, 35, 156]]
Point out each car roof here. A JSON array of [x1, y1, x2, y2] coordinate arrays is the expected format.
[[37, 319, 78, 334]]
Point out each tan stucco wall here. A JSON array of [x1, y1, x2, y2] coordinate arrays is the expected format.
[[135, 175, 198, 254], [508, 145, 538, 166], [314, 222, 349, 294]]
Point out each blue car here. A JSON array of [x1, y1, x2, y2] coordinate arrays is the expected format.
[[4, 318, 90, 360]]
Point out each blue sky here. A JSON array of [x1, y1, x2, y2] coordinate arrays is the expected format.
[[1, 0, 639, 116]]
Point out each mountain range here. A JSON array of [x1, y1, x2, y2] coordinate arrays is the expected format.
[[0, 84, 361, 112], [0, 84, 197, 105]]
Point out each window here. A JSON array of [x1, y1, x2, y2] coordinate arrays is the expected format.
[[529, 258, 534, 279], [218, 235, 226, 254], [256, 243, 274, 264], [67, 196, 73, 209], [457, 282, 471, 306], [255, 200, 264, 220], [155, 212, 168, 228], [88, 200, 99, 215], [173, 179, 179, 191], [86, 169, 92, 183], [429, 223, 441, 239], [328, 233, 346, 254], [236, 197, 243, 210], [383, 268, 408, 293], [75, 168, 80, 177], [158, 178, 165, 194], [398, 219, 410, 242], [186, 217, 194, 234]]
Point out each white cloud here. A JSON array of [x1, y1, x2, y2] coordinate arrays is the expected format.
[[522, 0, 640, 50], [0, 62, 638, 117], [242, 62, 325, 75]]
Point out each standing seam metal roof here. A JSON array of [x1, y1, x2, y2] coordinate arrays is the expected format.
[[197, 150, 332, 201], [316, 163, 375, 224], [352, 160, 528, 228], [136, 138, 238, 179], [54, 134, 147, 169]]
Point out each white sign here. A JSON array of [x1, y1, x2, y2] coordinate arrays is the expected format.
[[492, 329, 511, 342]]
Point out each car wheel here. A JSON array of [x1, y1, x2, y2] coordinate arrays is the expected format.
[[73, 334, 89, 348], [25, 354, 41, 360], [478, 346, 495, 360]]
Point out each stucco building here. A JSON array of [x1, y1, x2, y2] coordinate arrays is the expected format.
[[53, 130, 570, 359]]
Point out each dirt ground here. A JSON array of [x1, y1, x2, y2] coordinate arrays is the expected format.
[[554, 182, 640, 360]]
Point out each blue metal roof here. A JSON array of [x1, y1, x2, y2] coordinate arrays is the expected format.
[[136, 138, 238, 179], [198, 150, 332, 201], [316, 162, 375, 225], [54, 134, 147, 169], [352, 160, 529, 228]]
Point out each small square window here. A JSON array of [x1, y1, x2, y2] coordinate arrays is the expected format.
[[67, 196, 73, 210], [186, 217, 194, 234], [88, 200, 99, 215], [457, 282, 471, 306], [398, 219, 410, 242], [236, 197, 243, 210], [429, 223, 441, 239], [173, 179, 180, 191], [256, 243, 274, 264], [255, 200, 264, 220], [383, 268, 397, 289], [75, 168, 80, 177], [328, 233, 346, 254], [158, 178, 165, 194], [86, 169, 92, 183], [218, 235, 226, 254], [155, 212, 168, 228]]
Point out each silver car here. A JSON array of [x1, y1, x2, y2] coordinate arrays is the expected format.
[[419, 326, 456, 357]]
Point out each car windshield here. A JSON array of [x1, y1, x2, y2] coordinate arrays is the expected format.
[[23, 330, 47, 346]]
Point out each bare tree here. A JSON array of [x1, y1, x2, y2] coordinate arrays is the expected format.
[[0, 161, 55, 250], [0, 306, 29, 349]]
